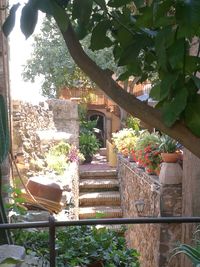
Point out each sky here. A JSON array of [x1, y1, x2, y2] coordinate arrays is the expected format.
[[9, 0, 46, 104]]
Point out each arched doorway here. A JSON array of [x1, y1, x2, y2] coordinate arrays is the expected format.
[[88, 111, 105, 147]]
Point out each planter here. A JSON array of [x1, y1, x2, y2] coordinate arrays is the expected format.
[[83, 154, 93, 164], [26, 176, 63, 202], [161, 152, 179, 163]]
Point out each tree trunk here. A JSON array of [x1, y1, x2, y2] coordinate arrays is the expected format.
[[181, 149, 200, 267]]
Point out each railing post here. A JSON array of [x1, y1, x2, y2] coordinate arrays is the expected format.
[[49, 215, 56, 267]]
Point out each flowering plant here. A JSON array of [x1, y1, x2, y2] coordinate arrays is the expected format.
[[46, 142, 84, 174], [143, 145, 162, 174], [134, 131, 162, 173], [112, 128, 138, 157], [135, 144, 162, 174], [67, 144, 85, 163]]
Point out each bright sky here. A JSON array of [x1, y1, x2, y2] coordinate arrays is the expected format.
[[9, 0, 46, 104]]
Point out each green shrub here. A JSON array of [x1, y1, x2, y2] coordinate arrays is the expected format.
[[159, 134, 178, 153], [172, 226, 200, 266], [126, 116, 141, 132], [46, 142, 83, 174], [13, 226, 140, 267], [79, 134, 100, 158]]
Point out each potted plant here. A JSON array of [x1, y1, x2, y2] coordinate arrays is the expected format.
[[79, 133, 100, 163], [159, 135, 179, 163], [112, 128, 138, 159], [143, 144, 162, 175], [134, 131, 161, 168]]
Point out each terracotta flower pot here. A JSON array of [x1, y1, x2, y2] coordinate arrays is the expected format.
[[161, 152, 179, 163]]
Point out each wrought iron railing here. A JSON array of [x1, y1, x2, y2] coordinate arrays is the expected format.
[[1, 216, 200, 267]]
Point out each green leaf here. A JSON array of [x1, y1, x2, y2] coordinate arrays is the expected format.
[[185, 56, 200, 75], [126, 61, 141, 76], [159, 73, 179, 101], [50, 0, 68, 32], [20, 1, 38, 39], [117, 70, 131, 81], [185, 95, 200, 137], [136, 6, 153, 28], [94, 0, 107, 10], [116, 27, 133, 48], [118, 33, 152, 66], [192, 76, 200, 89], [133, 0, 145, 8], [155, 26, 175, 71], [72, 0, 93, 25], [90, 20, 113, 50], [149, 82, 161, 101], [35, 0, 53, 15], [162, 87, 188, 127], [167, 38, 185, 70], [154, 0, 174, 27], [107, 0, 132, 8], [2, 3, 20, 37], [176, 0, 200, 38]]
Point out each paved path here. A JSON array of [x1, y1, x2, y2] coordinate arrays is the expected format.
[[79, 153, 115, 172]]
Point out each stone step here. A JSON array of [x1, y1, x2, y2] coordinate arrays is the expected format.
[[79, 178, 119, 191], [79, 191, 121, 206], [96, 224, 125, 234], [79, 206, 122, 219], [80, 169, 117, 179], [0, 245, 25, 267]]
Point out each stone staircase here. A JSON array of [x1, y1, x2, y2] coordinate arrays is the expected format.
[[79, 169, 122, 219]]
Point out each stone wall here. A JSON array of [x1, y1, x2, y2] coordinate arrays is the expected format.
[[12, 99, 79, 219], [118, 156, 182, 267], [12, 100, 55, 171]]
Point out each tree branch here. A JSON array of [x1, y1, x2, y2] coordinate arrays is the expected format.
[[60, 22, 200, 158]]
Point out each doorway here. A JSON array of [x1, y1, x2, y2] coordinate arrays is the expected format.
[[88, 112, 105, 148]]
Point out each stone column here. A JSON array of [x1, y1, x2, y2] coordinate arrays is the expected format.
[[159, 163, 183, 267], [47, 99, 79, 146], [181, 149, 200, 267]]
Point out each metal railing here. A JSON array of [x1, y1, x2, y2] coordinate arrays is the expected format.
[[1, 216, 200, 267]]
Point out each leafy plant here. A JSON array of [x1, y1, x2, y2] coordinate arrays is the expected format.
[[3, 184, 26, 215], [46, 141, 83, 174], [13, 226, 140, 266], [112, 128, 138, 156], [172, 226, 200, 266], [126, 116, 141, 132], [79, 133, 100, 158], [3, 0, 200, 158], [80, 119, 98, 135], [134, 131, 162, 169], [159, 135, 179, 153], [134, 131, 161, 152], [21, 17, 118, 98], [48, 141, 71, 156]]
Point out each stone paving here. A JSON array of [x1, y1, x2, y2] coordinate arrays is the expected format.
[[79, 153, 115, 172]]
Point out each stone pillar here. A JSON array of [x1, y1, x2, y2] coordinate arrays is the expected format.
[[159, 163, 183, 267], [47, 99, 79, 146], [181, 149, 200, 267]]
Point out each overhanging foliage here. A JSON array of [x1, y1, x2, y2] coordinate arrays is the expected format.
[[2, 0, 200, 157]]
